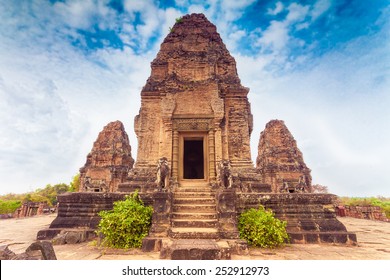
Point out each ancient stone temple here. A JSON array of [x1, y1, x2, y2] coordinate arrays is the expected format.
[[38, 13, 357, 259]]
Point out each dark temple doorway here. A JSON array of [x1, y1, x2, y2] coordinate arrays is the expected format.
[[183, 139, 204, 179]]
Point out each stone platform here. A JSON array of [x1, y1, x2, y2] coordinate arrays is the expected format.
[[38, 190, 357, 258], [238, 193, 357, 244]]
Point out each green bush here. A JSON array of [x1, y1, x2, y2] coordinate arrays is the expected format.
[[96, 191, 153, 248], [238, 206, 289, 248]]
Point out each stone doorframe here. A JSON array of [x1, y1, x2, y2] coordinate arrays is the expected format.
[[179, 132, 208, 183], [172, 116, 216, 185]]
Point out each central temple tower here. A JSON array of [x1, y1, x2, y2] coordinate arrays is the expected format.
[[132, 14, 253, 186]]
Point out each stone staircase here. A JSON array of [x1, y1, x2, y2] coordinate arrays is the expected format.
[[169, 183, 220, 239]]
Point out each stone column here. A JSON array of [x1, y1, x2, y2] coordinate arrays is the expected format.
[[214, 125, 223, 163], [221, 123, 229, 160], [208, 129, 216, 182], [172, 130, 179, 181], [160, 118, 173, 161]]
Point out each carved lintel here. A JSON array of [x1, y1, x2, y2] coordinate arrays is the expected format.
[[173, 118, 213, 131]]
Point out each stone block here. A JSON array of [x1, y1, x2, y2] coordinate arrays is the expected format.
[[305, 233, 319, 243], [319, 233, 348, 244], [142, 238, 162, 252], [288, 233, 304, 244], [37, 228, 62, 240], [1, 241, 57, 260], [26, 241, 57, 260], [0, 245, 16, 260]]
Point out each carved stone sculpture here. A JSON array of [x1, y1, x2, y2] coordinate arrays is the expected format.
[[218, 160, 233, 189], [156, 157, 170, 189]]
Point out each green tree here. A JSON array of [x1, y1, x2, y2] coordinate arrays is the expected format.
[[69, 173, 80, 192], [34, 183, 70, 205], [0, 200, 22, 214]]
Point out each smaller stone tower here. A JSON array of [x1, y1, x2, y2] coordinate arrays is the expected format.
[[256, 120, 312, 193], [79, 121, 134, 192]]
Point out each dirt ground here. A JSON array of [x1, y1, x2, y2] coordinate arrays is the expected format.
[[1, 214, 389, 260]]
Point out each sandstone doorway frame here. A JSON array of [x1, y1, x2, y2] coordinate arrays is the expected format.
[[172, 116, 216, 186], [178, 132, 209, 185]]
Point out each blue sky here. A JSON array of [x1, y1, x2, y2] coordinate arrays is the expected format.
[[0, 0, 389, 196]]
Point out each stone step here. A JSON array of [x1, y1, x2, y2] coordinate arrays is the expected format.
[[174, 192, 215, 198], [173, 198, 216, 204], [165, 239, 231, 260], [175, 187, 214, 193], [173, 204, 216, 212], [172, 212, 218, 220], [171, 219, 218, 228], [169, 227, 220, 239]]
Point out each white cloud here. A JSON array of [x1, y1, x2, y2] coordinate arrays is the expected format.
[[124, 0, 150, 12], [256, 20, 289, 51], [219, 0, 257, 21], [286, 2, 309, 23], [251, 1, 325, 70], [267, 2, 284, 15], [255, 2, 310, 54], [188, 5, 207, 15], [295, 22, 310, 30], [54, 0, 97, 30], [121, 0, 183, 50], [311, 0, 332, 20]]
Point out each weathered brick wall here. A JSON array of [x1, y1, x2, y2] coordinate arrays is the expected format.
[[13, 202, 49, 218], [339, 205, 389, 222]]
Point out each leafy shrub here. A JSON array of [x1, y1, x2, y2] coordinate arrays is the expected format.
[[96, 191, 153, 248], [238, 206, 289, 248]]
